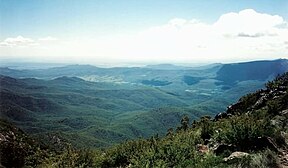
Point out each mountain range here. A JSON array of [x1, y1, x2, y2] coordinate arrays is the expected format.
[[1, 64, 287, 167], [0, 59, 287, 148]]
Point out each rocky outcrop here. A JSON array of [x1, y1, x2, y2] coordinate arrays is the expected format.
[[223, 152, 249, 162], [215, 72, 288, 120]]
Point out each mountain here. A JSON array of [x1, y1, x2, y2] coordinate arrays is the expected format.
[[1, 71, 287, 167], [0, 75, 192, 147], [216, 59, 288, 85], [2, 59, 286, 83], [91, 71, 287, 168], [0, 59, 287, 148]]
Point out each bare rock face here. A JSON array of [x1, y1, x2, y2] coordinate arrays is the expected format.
[[223, 151, 249, 162], [252, 95, 268, 109]]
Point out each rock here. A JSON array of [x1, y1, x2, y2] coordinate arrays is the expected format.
[[279, 150, 288, 167], [214, 112, 228, 121], [271, 119, 278, 126], [0, 133, 7, 142], [126, 163, 132, 168], [223, 151, 249, 162], [196, 144, 209, 155], [280, 109, 288, 115], [252, 95, 267, 109]]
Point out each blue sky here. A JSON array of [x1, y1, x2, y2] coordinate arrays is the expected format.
[[0, 0, 288, 64], [1, 0, 287, 38]]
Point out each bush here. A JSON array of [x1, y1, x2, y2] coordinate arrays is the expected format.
[[199, 116, 214, 141], [230, 149, 279, 168], [41, 146, 98, 168], [216, 114, 275, 151]]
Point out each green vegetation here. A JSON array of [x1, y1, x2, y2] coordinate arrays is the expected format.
[[1, 60, 287, 167], [1, 72, 287, 167], [0, 68, 260, 148], [182, 75, 204, 85], [141, 79, 172, 86], [216, 59, 287, 85]]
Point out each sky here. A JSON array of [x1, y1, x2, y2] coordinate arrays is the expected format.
[[0, 0, 288, 64]]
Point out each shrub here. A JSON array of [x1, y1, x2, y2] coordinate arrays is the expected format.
[[198, 116, 214, 141], [230, 149, 279, 168], [41, 146, 98, 168], [216, 114, 275, 151]]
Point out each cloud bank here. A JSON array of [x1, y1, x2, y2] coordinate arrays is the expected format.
[[0, 9, 287, 63]]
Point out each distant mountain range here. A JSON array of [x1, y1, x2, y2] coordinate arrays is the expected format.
[[1, 59, 287, 83], [0, 59, 287, 147], [1, 63, 287, 168], [216, 59, 288, 85]]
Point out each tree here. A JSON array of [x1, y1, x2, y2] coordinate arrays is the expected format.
[[199, 116, 213, 141], [180, 116, 189, 131]]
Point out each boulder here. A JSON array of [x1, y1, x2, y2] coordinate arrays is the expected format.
[[223, 151, 249, 162], [196, 144, 209, 155]]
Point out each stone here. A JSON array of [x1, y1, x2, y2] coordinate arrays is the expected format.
[[196, 144, 209, 155], [280, 109, 288, 115], [223, 151, 249, 162]]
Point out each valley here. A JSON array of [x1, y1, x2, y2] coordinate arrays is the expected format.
[[1, 59, 287, 148], [2, 2, 287, 167]]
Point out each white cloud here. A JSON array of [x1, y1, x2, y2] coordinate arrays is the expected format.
[[0, 36, 36, 47], [214, 9, 285, 38], [0, 9, 288, 63], [104, 9, 288, 62]]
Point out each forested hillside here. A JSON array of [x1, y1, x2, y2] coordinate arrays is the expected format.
[[0, 60, 287, 149], [1, 72, 287, 167]]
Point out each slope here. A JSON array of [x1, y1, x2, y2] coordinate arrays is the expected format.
[[7, 69, 287, 168], [83, 71, 288, 167], [0, 75, 189, 147]]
